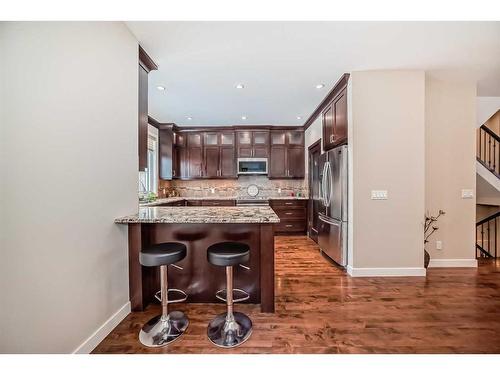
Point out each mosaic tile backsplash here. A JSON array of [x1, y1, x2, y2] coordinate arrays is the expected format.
[[159, 176, 307, 199]]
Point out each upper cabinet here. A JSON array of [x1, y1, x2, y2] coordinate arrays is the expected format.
[[269, 130, 304, 179], [236, 130, 270, 158], [203, 131, 236, 178], [322, 76, 348, 151], [160, 126, 305, 180]]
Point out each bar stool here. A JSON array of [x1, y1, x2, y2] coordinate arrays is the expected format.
[[206, 241, 252, 348], [138, 242, 189, 347]]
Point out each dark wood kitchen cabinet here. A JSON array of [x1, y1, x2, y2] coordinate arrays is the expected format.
[[236, 130, 269, 158], [269, 130, 304, 179], [187, 132, 203, 178], [203, 131, 236, 178], [270, 199, 307, 234], [172, 132, 187, 179], [323, 86, 347, 151]]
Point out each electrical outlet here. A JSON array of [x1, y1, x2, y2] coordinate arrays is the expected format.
[[210, 188, 215, 194], [371, 190, 388, 200], [436, 240, 443, 250], [277, 188, 282, 194], [461, 189, 473, 199]]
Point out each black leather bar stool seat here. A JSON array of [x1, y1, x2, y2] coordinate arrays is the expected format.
[[138, 242, 189, 347], [140, 242, 186, 266], [206, 242, 252, 348], [207, 242, 250, 267]]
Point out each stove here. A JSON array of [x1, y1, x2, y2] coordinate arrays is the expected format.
[[236, 197, 270, 206]]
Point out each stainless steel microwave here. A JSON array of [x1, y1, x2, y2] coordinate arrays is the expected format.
[[237, 158, 268, 175]]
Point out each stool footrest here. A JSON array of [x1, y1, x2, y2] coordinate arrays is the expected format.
[[215, 288, 250, 303], [154, 288, 188, 304]]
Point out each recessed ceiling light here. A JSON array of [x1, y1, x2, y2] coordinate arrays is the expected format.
[[315, 84, 325, 89], [241, 116, 247, 120], [187, 117, 193, 120], [236, 83, 245, 89], [297, 116, 302, 120], [157, 85, 166, 91]]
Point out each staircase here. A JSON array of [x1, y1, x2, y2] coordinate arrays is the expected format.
[[476, 211, 499, 258], [476, 110, 500, 258]]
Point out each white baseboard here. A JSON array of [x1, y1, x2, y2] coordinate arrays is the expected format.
[[347, 265, 426, 277], [428, 259, 478, 268], [73, 301, 131, 354]]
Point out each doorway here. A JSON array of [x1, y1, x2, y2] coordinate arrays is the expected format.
[[308, 139, 322, 243]]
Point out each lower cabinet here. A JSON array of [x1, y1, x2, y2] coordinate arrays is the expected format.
[[269, 199, 307, 235]]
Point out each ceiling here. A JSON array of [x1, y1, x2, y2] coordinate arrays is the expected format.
[[126, 21, 500, 126]]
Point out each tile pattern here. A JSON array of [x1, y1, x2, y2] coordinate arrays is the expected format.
[[163, 176, 308, 199], [93, 236, 500, 354]]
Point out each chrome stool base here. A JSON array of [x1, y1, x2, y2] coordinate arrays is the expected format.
[[139, 310, 189, 347], [207, 312, 252, 348]]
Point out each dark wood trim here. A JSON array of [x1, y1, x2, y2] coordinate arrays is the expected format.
[[139, 45, 158, 73], [308, 138, 322, 152], [303, 73, 350, 131], [128, 224, 143, 311], [148, 117, 303, 132]]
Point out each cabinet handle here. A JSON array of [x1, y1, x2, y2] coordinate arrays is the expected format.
[[330, 134, 334, 143], [285, 224, 293, 228], [173, 170, 176, 177], [285, 212, 293, 215]]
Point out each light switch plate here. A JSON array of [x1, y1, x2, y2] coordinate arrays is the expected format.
[[436, 240, 443, 250], [371, 190, 388, 200], [461, 189, 474, 199]]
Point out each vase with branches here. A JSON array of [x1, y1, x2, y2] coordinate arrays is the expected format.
[[424, 210, 445, 268]]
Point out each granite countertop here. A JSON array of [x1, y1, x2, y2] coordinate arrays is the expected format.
[[140, 195, 308, 207], [116, 206, 281, 224]]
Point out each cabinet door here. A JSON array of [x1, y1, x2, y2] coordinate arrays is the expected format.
[[237, 131, 252, 145], [175, 132, 186, 147], [187, 146, 203, 178], [287, 130, 304, 146], [220, 147, 236, 178], [271, 131, 286, 145], [270, 146, 287, 178], [176, 147, 188, 178], [238, 146, 253, 157], [187, 132, 203, 147], [253, 146, 269, 158], [204, 146, 220, 178], [287, 147, 305, 178], [204, 132, 219, 146], [221, 132, 234, 146], [253, 131, 269, 145], [322, 103, 334, 151], [333, 88, 347, 146]]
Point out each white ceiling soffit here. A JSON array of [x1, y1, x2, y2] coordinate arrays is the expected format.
[[126, 21, 500, 126]]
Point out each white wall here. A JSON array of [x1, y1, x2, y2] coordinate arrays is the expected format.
[[348, 71, 426, 276], [476, 96, 500, 127], [0, 22, 138, 353], [425, 75, 477, 265]]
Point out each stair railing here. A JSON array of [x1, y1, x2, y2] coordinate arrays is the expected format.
[[477, 125, 500, 178], [476, 211, 500, 258]]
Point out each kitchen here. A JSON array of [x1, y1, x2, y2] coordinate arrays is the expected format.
[[113, 46, 349, 346], [3, 20, 499, 359]]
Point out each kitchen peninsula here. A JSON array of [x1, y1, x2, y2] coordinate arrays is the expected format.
[[115, 205, 280, 313]]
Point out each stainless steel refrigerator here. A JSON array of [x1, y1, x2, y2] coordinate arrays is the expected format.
[[318, 145, 348, 266]]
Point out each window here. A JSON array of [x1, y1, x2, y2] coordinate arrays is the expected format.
[[145, 125, 158, 194]]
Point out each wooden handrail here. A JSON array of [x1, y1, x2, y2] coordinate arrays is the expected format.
[[480, 125, 500, 142], [476, 211, 500, 226]]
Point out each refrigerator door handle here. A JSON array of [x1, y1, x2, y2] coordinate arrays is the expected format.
[[325, 161, 332, 208], [321, 162, 328, 206]]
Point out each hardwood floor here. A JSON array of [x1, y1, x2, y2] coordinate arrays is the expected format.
[[93, 236, 500, 354]]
